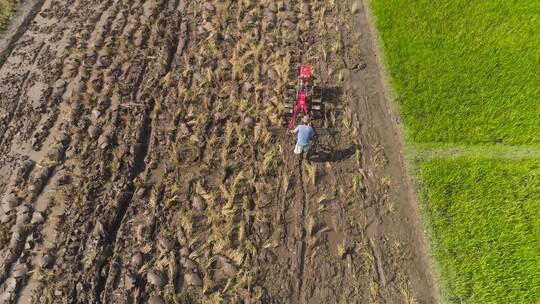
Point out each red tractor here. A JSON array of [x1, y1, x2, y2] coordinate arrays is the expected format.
[[285, 65, 323, 131]]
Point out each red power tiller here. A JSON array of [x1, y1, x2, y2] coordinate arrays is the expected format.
[[285, 65, 324, 132], [269, 64, 335, 138]]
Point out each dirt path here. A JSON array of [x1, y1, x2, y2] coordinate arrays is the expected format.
[[0, 0, 437, 303]]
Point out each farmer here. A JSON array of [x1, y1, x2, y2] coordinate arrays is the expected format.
[[289, 115, 316, 158]]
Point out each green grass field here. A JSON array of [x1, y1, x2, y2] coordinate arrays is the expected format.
[[368, 0, 540, 303], [370, 0, 540, 144], [421, 159, 539, 303], [0, 0, 15, 29]]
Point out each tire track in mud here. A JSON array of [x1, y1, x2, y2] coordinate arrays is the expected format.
[[1, 0, 175, 302], [0, 0, 114, 154], [295, 158, 308, 303], [273, 146, 315, 303], [96, 14, 183, 293], [0, 0, 92, 287], [87, 2, 183, 301], [100, 16, 188, 300], [0, 70, 30, 145], [0, 134, 70, 303], [94, 96, 153, 301], [93, 83, 151, 300], [4, 0, 132, 302]]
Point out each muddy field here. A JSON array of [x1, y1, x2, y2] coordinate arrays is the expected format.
[[0, 0, 436, 303]]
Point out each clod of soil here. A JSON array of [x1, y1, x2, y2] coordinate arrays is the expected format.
[[218, 60, 231, 71], [123, 273, 135, 289], [254, 221, 270, 238], [57, 173, 71, 185], [38, 254, 54, 268], [30, 212, 45, 224], [184, 271, 203, 287], [97, 134, 110, 149], [352, 60, 367, 70], [267, 68, 278, 81], [147, 270, 165, 288], [158, 236, 175, 251], [87, 125, 101, 139], [178, 123, 190, 136], [131, 252, 143, 268], [91, 109, 101, 121], [5, 278, 16, 291], [191, 194, 206, 211], [9, 229, 23, 249], [92, 221, 106, 238], [16, 212, 29, 224], [282, 20, 295, 29], [11, 264, 27, 278], [1, 278, 16, 301], [180, 257, 198, 270], [148, 295, 165, 304], [203, 2, 215, 12], [242, 82, 254, 94], [268, 2, 277, 13], [176, 229, 188, 246], [16, 204, 29, 214], [1, 194, 18, 212], [217, 256, 238, 278], [179, 247, 190, 258], [243, 116, 254, 127]]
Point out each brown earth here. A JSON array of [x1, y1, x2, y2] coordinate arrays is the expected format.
[[0, 0, 437, 303]]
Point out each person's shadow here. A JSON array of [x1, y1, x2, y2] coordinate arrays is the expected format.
[[309, 142, 358, 163]]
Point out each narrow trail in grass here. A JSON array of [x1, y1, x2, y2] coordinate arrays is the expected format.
[[412, 145, 540, 161]]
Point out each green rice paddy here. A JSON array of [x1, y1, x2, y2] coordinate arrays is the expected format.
[[370, 0, 540, 145], [420, 159, 539, 303], [369, 0, 540, 302], [0, 0, 15, 29]]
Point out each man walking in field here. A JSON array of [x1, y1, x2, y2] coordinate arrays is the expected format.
[[290, 115, 316, 159]]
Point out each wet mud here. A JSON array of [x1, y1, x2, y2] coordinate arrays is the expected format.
[[0, 0, 436, 303]]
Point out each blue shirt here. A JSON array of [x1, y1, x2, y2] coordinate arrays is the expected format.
[[293, 125, 315, 147]]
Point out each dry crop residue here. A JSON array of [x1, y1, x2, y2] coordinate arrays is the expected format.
[[0, 0, 436, 303]]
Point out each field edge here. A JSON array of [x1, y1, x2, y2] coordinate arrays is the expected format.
[[361, 0, 443, 302], [0, 0, 46, 67]]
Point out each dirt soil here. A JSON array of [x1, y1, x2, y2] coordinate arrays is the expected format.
[[0, 0, 437, 303]]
